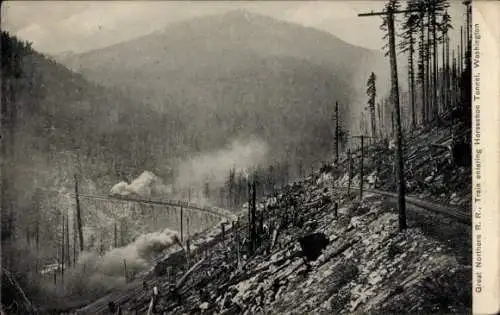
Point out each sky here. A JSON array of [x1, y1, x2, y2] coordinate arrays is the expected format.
[[1, 1, 468, 56]]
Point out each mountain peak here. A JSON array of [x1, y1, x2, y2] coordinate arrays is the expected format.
[[217, 8, 279, 26], [223, 8, 253, 18]]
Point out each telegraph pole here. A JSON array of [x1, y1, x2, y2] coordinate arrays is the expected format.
[[351, 135, 377, 200], [359, 6, 409, 230]]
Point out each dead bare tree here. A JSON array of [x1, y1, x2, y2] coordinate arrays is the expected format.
[[74, 174, 84, 251]]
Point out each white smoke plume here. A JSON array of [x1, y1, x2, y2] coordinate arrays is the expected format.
[[52, 228, 180, 300], [172, 137, 269, 203], [110, 171, 173, 198]]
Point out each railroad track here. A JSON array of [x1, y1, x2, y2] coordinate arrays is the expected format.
[[73, 192, 237, 221], [35, 192, 239, 314], [343, 187, 471, 225]]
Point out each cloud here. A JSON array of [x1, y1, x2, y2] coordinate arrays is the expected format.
[[15, 23, 47, 46], [59, 2, 144, 35], [174, 137, 269, 191], [1, 1, 88, 32]]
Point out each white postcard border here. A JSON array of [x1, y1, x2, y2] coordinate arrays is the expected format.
[[472, 2, 500, 314]]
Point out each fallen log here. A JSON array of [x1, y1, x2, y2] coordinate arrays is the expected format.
[[175, 258, 206, 290]]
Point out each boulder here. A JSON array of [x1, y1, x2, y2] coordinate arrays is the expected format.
[[298, 232, 329, 262]]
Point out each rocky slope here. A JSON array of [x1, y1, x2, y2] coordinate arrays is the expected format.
[[81, 124, 472, 315]]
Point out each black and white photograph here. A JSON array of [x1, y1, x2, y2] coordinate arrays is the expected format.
[[0, 0, 486, 314]]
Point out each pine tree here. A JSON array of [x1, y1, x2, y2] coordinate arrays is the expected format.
[[415, 1, 428, 124], [379, 0, 402, 57], [226, 168, 236, 208], [203, 180, 210, 199], [366, 72, 377, 137], [426, 0, 449, 122], [439, 10, 453, 110], [400, 6, 420, 129], [1, 31, 28, 242]]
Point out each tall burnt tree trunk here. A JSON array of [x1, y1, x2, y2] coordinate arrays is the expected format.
[[347, 148, 352, 197], [442, 33, 447, 110], [61, 210, 65, 289], [409, 34, 416, 129], [180, 206, 183, 243], [247, 180, 252, 244], [366, 73, 377, 138], [377, 102, 382, 138], [446, 34, 450, 110], [359, 136, 364, 200], [248, 177, 257, 255], [74, 174, 84, 252], [432, 11, 439, 124], [426, 14, 432, 122], [73, 208, 77, 265], [65, 211, 70, 267], [251, 179, 257, 254], [452, 50, 456, 108], [391, 111, 395, 136], [460, 27, 464, 75], [419, 11, 427, 125], [335, 101, 340, 165]]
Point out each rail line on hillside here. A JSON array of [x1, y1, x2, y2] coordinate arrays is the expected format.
[[70, 192, 237, 221], [344, 187, 471, 225]]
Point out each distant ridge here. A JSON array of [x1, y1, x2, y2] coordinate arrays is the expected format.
[[57, 9, 391, 166]]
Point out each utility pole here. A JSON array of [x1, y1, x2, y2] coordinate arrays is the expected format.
[[359, 6, 408, 230], [350, 135, 376, 199]]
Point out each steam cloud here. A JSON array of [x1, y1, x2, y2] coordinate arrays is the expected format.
[[41, 138, 268, 303], [58, 228, 180, 299], [172, 137, 269, 203]]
